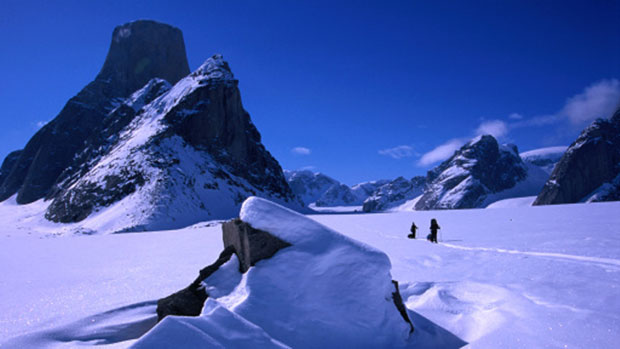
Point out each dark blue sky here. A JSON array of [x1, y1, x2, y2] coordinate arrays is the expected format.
[[1, 0, 619, 185]]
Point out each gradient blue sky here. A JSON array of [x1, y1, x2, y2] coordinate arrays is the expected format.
[[1, 0, 619, 185]]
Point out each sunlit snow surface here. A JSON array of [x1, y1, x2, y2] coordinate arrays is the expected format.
[[1, 199, 620, 347]]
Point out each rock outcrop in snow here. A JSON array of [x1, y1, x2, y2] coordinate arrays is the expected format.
[[0, 20, 190, 204], [362, 176, 425, 212], [534, 106, 620, 205], [141, 197, 414, 348], [415, 135, 539, 210]]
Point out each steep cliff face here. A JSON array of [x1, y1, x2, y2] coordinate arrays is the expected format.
[[534, 106, 620, 205], [0, 20, 190, 204], [45, 55, 300, 232], [415, 135, 529, 210], [0, 150, 22, 187]]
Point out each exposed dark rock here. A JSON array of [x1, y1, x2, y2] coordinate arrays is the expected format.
[[163, 57, 291, 198], [0, 20, 190, 204], [0, 150, 22, 188], [157, 219, 291, 321], [534, 106, 620, 205], [156, 246, 235, 321], [391, 280, 414, 334], [97, 20, 190, 97], [222, 218, 291, 273], [44, 54, 299, 228], [45, 79, 170, 222], [415, 135, 528, 210]]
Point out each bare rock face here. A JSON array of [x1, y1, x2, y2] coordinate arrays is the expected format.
[[0, 150, 22, 189], [0, 20, 190, 204], [534, 106, 620, 205], [97, 20, 190, 97], [156, 219, 291, 320], [222, 218, 291, 273]]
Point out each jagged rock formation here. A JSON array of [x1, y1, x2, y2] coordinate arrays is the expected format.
[[314, 184, 360, 206], [534, 106, 620, 205], [362, 176, 425, 212], [415, 135, 532, 210], [43, 54, 300, 233], [0, 20, 190, 204]]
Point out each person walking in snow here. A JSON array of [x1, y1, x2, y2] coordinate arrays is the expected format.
[[408, 222, 417, 239], [429, 218, 440, 243]]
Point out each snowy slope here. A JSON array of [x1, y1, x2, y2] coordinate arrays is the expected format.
[[33, 55, 301, 234], [520, 146, 567, 174], [2, 201, 620, 348]]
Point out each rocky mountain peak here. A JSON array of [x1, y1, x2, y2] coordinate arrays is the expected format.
[[97, 20, 190, 96], [534, 105, 620, 205], [415, 134, 528, 210], [0, 20, 191, 204], [191, 54, 235, 82]]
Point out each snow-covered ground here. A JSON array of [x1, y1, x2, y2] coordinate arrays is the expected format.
[[1, 200, 620, 347]]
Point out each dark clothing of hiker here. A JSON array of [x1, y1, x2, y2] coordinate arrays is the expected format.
[[408, 222, 417, 239], [430, 219, 440, 243]]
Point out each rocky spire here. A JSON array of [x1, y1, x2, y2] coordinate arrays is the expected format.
[[97, 20, 190, 96], [0, 20, 191, 204]]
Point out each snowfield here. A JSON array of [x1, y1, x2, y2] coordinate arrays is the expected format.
[[1, 199, 619, 348]]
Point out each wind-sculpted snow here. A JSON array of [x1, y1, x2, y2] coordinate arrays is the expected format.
[[135, 197, 415, 348], [3, 200, 619, 347]]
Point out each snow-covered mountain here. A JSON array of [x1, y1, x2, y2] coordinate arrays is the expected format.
[[362, 176, 425, 212], [351, 179, 390, 200], [284, 170, 382, 207], [520, 146, 567, 174], [535, 105, 620, 205], [0, 21, 300, 233], [415, 135, 550, 210]]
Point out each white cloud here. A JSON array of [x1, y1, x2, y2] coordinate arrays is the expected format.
[[291, 147, 311, 155], [508, 113, 523, 120], [475, 120, 508, 138], [378, 145, 416, 159], [560, 79, 620, 125], [417, 138, 466, 166]]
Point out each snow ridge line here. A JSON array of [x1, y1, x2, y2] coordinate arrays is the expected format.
[[441, 243, 620, 268]]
